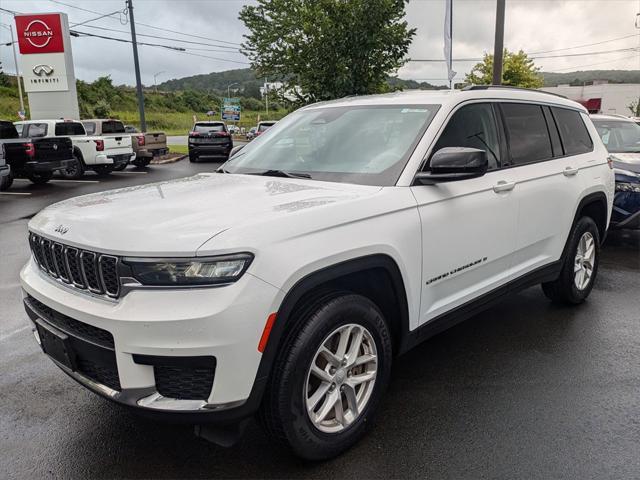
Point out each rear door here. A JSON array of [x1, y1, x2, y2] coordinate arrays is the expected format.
[[411, 102, 519, 324], [498, 102, 592, 277]]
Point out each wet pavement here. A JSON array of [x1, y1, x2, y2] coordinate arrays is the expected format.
[[1, 161, 639, 478]]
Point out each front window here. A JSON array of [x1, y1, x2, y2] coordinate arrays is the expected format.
[[26, 123, 48, 138], [592, 119, 640, 153], [224, 104, 438, 186]]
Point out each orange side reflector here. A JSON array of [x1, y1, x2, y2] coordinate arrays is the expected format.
[[257, 313, 277, 353]]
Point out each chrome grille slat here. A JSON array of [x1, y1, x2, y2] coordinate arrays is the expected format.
[[29, 233, 120, 299]]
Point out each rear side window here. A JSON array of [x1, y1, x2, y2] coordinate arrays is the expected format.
[[102, 121, 125, 134], [26, 123, 48, 138], [551, 108, 593, 155], [431, 103, 501, 170], [194, 123, 226, 133], [501, 103, 552, 165], [55, 122, 86, 136], [0, 122, 19, 139], [82, 122, 96, 135]]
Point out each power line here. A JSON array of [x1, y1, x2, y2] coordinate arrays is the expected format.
[[408, 46, 639, 62], [529, 33, 640, 54], [48, 0, 242, 46], [551, 53, 640, 72]]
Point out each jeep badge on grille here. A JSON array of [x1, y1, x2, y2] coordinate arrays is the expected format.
[[54, 224, 69, 235]]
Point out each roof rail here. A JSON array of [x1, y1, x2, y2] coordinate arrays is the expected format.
[[462, 84, 567, 99]]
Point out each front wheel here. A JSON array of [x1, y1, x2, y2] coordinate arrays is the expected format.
[[189, 152, 198, 163], [28, 171, 53, 185], [542, 216, 600, 304], [93, 165, 114, 177], [259, 293, 392, 460], [0, 172, 14, 191]]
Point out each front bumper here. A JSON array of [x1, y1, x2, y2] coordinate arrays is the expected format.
[[20, 258, 281, 422]]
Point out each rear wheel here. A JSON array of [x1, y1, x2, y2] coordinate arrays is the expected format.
[[542, 216, 600, 304], [132, 157, 151, 168], [113, 162, 127, 171], [28, 171, 53, 185], [93, 165, 114, 177], [59, 151, 85, 179], [259, 293, 392, 460], [0, 172, 14, 191]]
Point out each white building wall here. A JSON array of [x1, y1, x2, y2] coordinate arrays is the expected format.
[[541, 83, 640, 115]]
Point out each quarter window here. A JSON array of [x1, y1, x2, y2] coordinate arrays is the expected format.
[[430, 103, 501, 170], [551, 107, 593, 155], [501, 103, 552, 165], [82, 122, 96, 135]]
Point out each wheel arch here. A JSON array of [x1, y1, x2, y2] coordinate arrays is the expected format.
[[72, 146, 86, 165], [573, 191, 608, 243]]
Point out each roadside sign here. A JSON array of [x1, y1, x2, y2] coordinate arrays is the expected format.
[[222, 97, 241, 122]]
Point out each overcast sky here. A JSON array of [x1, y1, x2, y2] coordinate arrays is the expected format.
[[1, 0, 639, 87]]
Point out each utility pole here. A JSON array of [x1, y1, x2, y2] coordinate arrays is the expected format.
[[153, 71, 164, 93], [264, 78, 269, 117], [127, 0, 146, 131], [492, 0, 506, 85], [1, 24, 24, 114]]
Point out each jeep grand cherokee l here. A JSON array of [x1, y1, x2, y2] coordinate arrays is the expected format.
[[21, 87, 613, 460]]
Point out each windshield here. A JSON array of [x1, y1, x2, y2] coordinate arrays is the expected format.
[[194, 123, 226, 134], [593, 119, 640, 153], [258, 122, 275, 132], [224, 104, 438, 186]]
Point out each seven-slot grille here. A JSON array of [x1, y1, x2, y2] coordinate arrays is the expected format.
[[29, 232, 120, 298]]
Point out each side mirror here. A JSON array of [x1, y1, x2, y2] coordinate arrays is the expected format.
[[229, 144, 245, 158], [414, 147, 488, 184]]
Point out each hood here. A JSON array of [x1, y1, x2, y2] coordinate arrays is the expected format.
[[610, 152, 640, 174], [29, 173, 381, 256]]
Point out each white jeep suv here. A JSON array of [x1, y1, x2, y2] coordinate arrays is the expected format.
[[21, 87, 614, 460]]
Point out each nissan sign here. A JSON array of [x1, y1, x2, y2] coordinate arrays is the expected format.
[[15, 14, 65, 54]]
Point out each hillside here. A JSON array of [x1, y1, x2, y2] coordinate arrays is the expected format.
[[541, 70, 640, 87]]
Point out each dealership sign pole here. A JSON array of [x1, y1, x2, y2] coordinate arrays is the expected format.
[[14, 12, 79, 120]]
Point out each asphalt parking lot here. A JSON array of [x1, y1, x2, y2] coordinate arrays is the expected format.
[[1, 160, 639, 479]]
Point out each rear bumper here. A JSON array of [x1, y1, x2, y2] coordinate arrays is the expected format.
[[95, 153, 135, 165], [24, 158, 74, 173], [0, 164, 9, 177], [189, 144, 232, 157], [137, 148, 168, 158]]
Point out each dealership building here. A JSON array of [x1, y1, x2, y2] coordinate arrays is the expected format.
[[541, 81, 640, 115]]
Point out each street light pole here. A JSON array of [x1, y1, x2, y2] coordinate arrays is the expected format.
[[153, 70, 165, 93], [226, 82, 238, 98], [126, 0, 147, 132], [492, 0, 506, 85], [1, 24, 25, 114]]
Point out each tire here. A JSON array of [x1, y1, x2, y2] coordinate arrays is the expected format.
[[93, 165, 114, 177], [0, 172, 13, 191], [27, 171, 53, 185], [113, 162, 127, 171], [542, 216, 600, 304], [59, 151, 85, 179], [189, 152, 198, 163], [132, 157, 151, 168], [259, 293, 392, 460]]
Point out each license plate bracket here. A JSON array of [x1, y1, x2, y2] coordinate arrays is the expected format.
[[35, 319, 77, 371]]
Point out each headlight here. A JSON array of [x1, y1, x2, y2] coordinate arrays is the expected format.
[[124, 253, 253, 286], [615, 182, 640, 193]]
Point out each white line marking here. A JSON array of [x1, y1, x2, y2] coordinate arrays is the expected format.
[[0, 324, 30, 341], [13, 178, 100, 184], [0, 191, 32, 195], [112, 171, 148, 175]]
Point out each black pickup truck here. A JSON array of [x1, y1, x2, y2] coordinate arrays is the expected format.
[[0, 121, 74, 190]]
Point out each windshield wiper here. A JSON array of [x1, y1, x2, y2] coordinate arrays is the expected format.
[[250, 169, 312, 179]]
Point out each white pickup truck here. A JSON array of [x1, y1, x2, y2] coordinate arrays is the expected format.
[[15, 119, 135, 179]]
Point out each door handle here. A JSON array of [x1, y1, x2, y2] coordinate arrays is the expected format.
[[563, 166, 579, 177], [493, 180, 516, 193]]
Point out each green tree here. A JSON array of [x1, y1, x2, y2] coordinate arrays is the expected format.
[[465, 49, 543, 88], [240, 0, 415, 104], [627, 97, 640, 117]]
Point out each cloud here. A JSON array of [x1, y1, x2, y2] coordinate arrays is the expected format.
[[1, 0, 638, 87]]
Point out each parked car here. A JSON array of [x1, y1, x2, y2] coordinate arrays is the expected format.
[[122, 125, 168, 168], [1, 120, 73, 188], [0, 142, 11, 190], [227, 124, 240, 135], [188, 121, 233, 162], [591, 114, 640, 229], [246, 126, 257, 140], [21, 87, 613, 460], [81, 119, 138, 171], [255, 120, 277, 137], [15, 119, 134, 179]]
